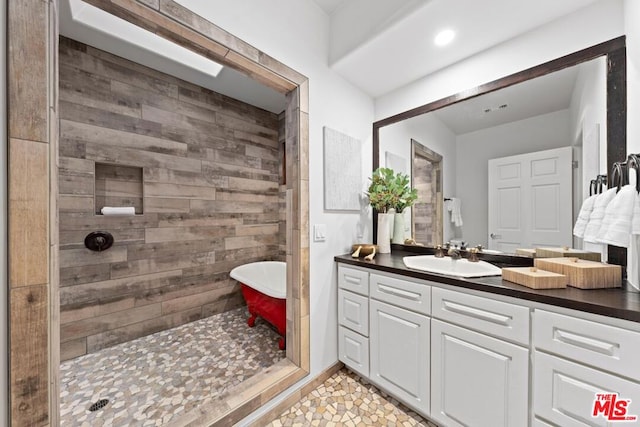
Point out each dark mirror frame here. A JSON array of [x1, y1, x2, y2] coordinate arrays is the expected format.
[[373, 36, 627, 268]]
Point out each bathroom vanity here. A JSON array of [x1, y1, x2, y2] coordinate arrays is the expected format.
[[335, 251, 640, 427]]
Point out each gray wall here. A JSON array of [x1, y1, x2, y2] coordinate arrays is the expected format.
[[1, 1, 8, 424]]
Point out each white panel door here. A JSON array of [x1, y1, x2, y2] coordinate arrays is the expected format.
[[431, 319, 529, 427], [488, 147, 572, 250], [369, 300, 430, 416]]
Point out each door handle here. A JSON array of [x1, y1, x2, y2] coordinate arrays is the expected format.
[[490, 233, 502, 239]]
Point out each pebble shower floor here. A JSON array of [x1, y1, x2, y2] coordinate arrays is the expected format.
[[60, 307, 285, 426]]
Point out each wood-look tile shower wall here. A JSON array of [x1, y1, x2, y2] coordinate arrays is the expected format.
[[58, 37, 285, 361]]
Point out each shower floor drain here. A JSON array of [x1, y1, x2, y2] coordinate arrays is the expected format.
[[88, 398, 110, 412]]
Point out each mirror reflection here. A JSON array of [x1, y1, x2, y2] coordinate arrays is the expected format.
[[379, 57, 607, 255]]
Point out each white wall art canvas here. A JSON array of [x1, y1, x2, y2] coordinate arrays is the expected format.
[[323, 127, 362, 211]]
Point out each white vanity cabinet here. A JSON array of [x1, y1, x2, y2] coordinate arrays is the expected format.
[[430, 288, 530, 427], [336, 260, 640, 427], [337, 265, 370, 377], [369, 273, 431, 415], [532, 310, 640, 427]]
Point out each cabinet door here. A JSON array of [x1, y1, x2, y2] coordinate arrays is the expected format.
[[338, 289, 369, 336], [534, 351, 640, 427], [431, 319, 529, 427], [338, 326, 369, 377], [369, 300, 430, 416]]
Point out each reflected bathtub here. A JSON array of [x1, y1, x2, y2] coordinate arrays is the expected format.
[[230, 261, 286, 350]]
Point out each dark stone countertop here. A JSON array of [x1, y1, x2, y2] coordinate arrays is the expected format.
[[335, 250, 640, 324]]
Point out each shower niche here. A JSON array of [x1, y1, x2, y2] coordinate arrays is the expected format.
[[94, 162, 144, 215]]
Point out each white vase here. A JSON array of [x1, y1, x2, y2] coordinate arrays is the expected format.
[[377, 213, 392, 253], [392, 212, 405, 244]]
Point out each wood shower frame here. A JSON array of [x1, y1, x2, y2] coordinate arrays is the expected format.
[[7, 1, 310, 425]]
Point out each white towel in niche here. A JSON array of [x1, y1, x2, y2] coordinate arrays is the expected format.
[[583, 188, 617, 243], [573, 194, 597, 238], [101, 206, 136, 216], [597, 185, 636, 248], [445, 198, 463, 227]]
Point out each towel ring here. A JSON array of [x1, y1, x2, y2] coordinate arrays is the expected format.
[[589, 179, 597, 196], [596, 174, 607, 194], [611, 162, 627, 192]]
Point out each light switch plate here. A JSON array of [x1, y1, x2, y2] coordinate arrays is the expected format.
[[313, 224, 327, 242]]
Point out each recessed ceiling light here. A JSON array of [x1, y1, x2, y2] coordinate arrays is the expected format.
[[434, 29, 455, 47]]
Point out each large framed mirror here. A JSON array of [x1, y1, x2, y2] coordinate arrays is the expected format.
[[373, 37, 626, 267]]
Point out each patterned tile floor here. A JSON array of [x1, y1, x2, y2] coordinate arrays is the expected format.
[[266, 369, 439, 427], [60, 307, 285, 426]]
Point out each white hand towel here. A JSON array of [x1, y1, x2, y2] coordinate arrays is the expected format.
[[583, 188, 617, 243], [597, 185, 636, 247], [573, 194, 597, 238], [446, 198, 463, 227], [101, 206, 136, 216], [633, 190, 640, 235]]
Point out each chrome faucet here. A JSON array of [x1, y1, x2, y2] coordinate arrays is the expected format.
[[447, 247, 461, 259], [434, 245, 445, 258]]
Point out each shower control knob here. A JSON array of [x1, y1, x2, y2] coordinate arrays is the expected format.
[[85, 231, 114, 252]]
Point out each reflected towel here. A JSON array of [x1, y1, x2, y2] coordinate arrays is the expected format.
[[101, 206, 136, 216], [583, 188, 616, 243], [445, 198, 463, 227], [597, 185, 636, 248], [573, 194, 597, 238], [633, 190, 640, 235]]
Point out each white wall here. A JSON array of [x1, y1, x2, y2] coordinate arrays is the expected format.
[[455, 110, 572, 247], [171, 2, 375, 424], [379, 113, 457, 242], [1, 1, 8, 424], [624, 0, 640, 290], [569, 57, 608, 190]]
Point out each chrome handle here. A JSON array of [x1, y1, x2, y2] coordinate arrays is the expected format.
[[490, 233, 502, 239]]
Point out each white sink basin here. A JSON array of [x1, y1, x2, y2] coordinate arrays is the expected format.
[[403, 255, 502, 278]]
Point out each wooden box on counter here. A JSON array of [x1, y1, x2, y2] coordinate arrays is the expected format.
[[502, 267, 567, 289], [533, 258, 621, 289], [534, 247, 601, 262]]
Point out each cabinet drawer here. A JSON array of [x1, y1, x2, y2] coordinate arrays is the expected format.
[[338, 326, 369, 377], [533, 310, 640, 380], [338, 289, 369, 336], [338, 265, 369, 296], [370, 273, 430, 315], [533, 351, 640, 427], [432, 287, 529, 345]]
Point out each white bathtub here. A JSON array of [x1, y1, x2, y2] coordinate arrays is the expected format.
[[230, 261, 287, 349], [230, 261, 286, 299]]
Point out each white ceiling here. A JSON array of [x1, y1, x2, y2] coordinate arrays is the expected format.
[[328, 0, 600, 97], [59, 0, 602, 115], [313, 0, 349, 14], [433, 63, 580, 135]]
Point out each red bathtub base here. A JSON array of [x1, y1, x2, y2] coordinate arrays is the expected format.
[[240, 284, 286, 350]]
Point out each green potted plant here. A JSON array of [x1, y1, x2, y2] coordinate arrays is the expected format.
[[366, 168, 418, 251]]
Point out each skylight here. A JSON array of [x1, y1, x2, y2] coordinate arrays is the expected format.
[[68, 0, 224, 77]]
